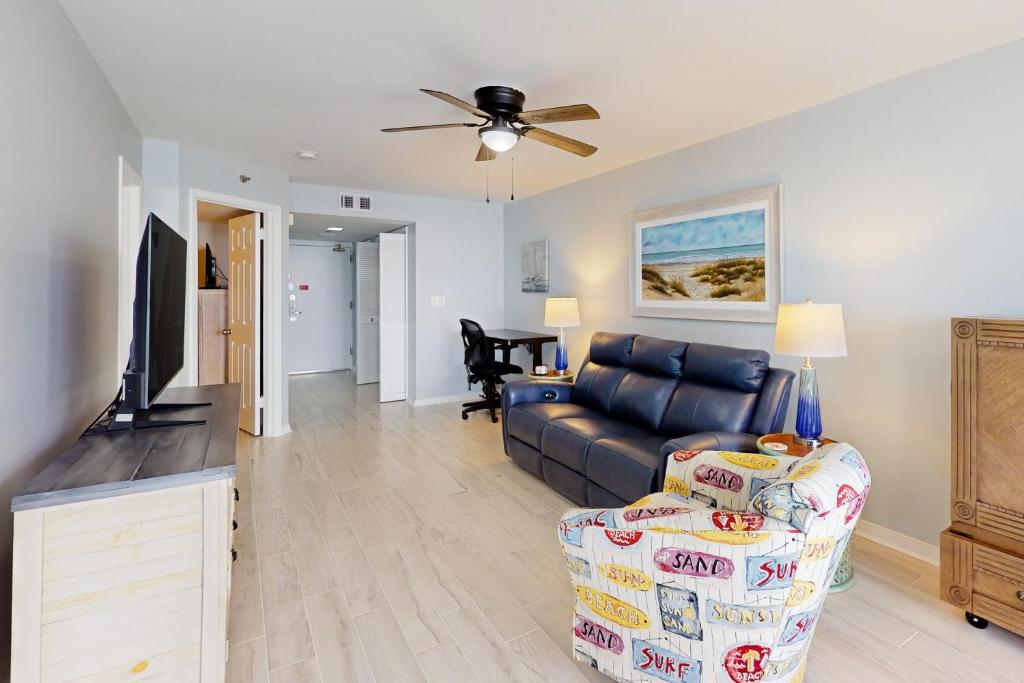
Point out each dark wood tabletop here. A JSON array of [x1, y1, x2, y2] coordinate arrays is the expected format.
[[485, 329, 558, 366], [12, 383, 240, 511], [485, 329, 557, 344]]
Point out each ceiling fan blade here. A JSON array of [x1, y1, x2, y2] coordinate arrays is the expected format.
[[517, 104, 600, 125], [521, 127, 598, 157], [381, 123, 480, 132], [475, 144, 497, 162], [420, 89, 489, 118]]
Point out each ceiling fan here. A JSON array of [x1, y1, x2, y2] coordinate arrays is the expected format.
[[382, 86, 599, 161]]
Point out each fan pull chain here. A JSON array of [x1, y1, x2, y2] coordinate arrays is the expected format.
[[510, 152, 515, 202], [485, 159, 490, 204]]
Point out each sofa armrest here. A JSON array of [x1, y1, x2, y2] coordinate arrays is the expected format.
[[501, 379, 574, 450], [501, 378, 573, 409], [656, 432, 760, 488]]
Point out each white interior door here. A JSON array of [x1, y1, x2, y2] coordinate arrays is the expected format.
[[378, 233, 407, 402], [228, 212, 261, 434], [355, 241, 380, 385]]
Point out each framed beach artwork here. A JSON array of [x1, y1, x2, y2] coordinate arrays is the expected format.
[[629, 185, 782, 322], [521, 239, 549, 293]]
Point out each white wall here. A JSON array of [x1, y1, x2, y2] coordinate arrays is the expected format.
[[287, 240, 354, 373], [291, 183, 504, 403], [503, 39, 1024, 548], [0, 0, 142, 669], [142, 140, 292, 435]]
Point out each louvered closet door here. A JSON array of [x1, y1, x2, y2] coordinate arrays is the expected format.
[[378, 233, 406, 402], [355, 241, 380, 385]]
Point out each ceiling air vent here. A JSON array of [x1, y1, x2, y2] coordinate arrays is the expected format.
[[340, 193, 372, 212]]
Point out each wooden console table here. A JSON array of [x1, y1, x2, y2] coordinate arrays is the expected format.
[[11, 384, 240, 682]]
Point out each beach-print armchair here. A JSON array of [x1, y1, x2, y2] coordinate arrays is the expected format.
[[558, 442, 870, 683]]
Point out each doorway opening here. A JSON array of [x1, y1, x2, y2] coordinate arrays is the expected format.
[[187, 191, 284, 437], [288, 213, 413, 403]]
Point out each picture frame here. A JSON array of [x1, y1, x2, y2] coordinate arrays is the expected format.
[[629, 185, 782, 323], [521, 239, 550, 293]]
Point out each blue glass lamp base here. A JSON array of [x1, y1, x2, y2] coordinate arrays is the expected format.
[[555, 328, 569, 372], [794, 362, 822, 446]]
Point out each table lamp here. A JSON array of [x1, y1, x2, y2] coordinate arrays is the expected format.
[[774, 300, 847, 447], [544, 297, 580, 374]]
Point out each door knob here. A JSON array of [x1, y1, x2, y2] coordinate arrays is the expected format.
[[221, 329, 232, 335]]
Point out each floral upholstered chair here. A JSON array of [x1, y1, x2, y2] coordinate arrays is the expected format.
[[558, 442, 870, 683]]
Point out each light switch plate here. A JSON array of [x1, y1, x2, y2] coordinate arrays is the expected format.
[[430, 296, 446, 307]]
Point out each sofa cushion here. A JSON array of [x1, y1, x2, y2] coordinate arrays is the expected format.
[[541, 417, 650, 474], [628, 336, 687, 378], [505, 437, 544, 477], [542, 457, 588, 505], [572, 362, 630, 414], [588, 332, 635, 366], [607, 372, 677, 432], [506, 402, 605, 450], [586, 436, 667, 503], [659, 383, 759, 436], [681, 342, 769, 392]]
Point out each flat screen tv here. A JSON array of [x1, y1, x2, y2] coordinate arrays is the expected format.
[[85, 213, 207, 434], [128, 212, 188, 408]]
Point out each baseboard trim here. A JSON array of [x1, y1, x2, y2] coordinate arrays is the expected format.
[[854, 519, 939, 566], [411, 392, 480, 408]]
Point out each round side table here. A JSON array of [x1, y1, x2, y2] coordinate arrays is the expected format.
[[756, 433, 852, 594], [528, 370, 574, 383]]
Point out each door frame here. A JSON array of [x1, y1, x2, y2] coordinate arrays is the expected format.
[[187, 188, 289, 437]]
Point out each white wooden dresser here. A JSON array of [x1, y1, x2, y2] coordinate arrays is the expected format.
[[10, 384, 240, 682]]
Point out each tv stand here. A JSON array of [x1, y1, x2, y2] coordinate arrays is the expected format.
[[86, 400, 212, 435]]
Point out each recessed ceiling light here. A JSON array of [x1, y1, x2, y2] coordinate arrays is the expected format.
[[325, 226, 344, 232], [297, 150, 318, 160]]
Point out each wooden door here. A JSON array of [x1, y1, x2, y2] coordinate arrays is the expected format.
[[378, 233, 406, 402], [228, 213, 260, 435], [355, 241, 380, 385]]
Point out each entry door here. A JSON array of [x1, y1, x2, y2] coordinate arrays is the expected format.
[[355, 241, 380, 385], [228, 212, 261, 435], [378, 233, 407, 402]]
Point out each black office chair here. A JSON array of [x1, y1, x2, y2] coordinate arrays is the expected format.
[[460, 319, 523, 423]]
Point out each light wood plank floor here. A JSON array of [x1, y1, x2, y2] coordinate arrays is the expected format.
[[227, 371, 1024, 682]]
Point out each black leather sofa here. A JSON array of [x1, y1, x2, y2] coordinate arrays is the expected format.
[[501, 332, 794, 507]]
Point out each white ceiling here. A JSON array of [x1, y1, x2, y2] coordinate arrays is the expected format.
[[61, 0, 1024, 201], [290, 213, 407, 243]]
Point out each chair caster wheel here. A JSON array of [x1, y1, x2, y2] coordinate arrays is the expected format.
[[966, 612, 989, 629], [461, 414, 469, 421], [491, 416, 499, 424]]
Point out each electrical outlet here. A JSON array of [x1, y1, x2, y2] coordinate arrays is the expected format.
[[430, 296, 446, 307]]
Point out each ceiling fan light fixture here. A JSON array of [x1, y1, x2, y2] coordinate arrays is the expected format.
[[479, 119, 519, 153]]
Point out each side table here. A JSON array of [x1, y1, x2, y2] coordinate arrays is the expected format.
[[528, 370, 574, 383], [756, 433, 853, 594]]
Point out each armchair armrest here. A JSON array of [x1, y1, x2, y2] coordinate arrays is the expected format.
[[656, 432, 760, 490]]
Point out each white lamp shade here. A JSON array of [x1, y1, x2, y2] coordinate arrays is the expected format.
[[774, 303, 847, 357], [544, 297, 580, 328]]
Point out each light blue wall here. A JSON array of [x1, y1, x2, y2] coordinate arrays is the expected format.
[[0, 0, 143, 668], [503, 39, 1024, 546]]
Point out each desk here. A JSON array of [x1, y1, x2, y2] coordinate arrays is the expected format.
[[486, 328, 557, 367]]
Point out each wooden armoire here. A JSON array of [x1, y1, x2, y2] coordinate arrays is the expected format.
[[940, 317, 1024, 635]]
